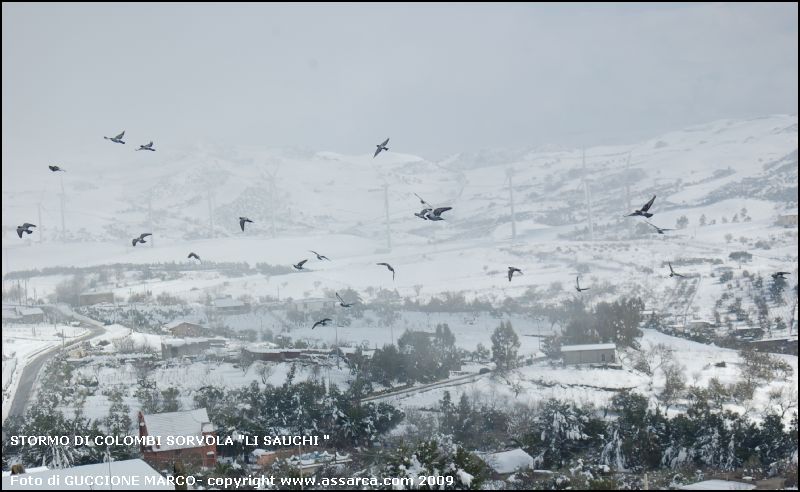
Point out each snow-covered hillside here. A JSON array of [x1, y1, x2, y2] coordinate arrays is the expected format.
[[2, 115, 797, 327]]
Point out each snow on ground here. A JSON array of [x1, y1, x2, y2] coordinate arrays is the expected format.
[[371, 329, 798, 424], [277, 311, 552, 353], [2, 323, 88, 421]]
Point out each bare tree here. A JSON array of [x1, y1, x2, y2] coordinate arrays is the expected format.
[[257, 362, 274, 385], [766, 386, 798, 419], [658, 361, 686, 413]]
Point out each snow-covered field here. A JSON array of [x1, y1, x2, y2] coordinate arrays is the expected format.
[[370, 329, 798, 425]]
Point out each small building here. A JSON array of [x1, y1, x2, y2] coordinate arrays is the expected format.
[[213, 296, 250, 315], [161, 338, 212, 359], [776, 214, 798, 228], [748, 336, 798, 355], [288, 297, 336, 313], [560, 343, 616, 365], [79, 291, 115, 306], [242, 343, 282, 361], [243, 345, 333, 363], [678, 479, 756, 490], [2, 459, 170, 490], [16, 307, 44, 324], [285, 451, 351, 473], [1, 308, 22, 323], [163, 320, 206, 337], [139, 408, 216, 468], [250, 448, 295, 468], [337, 347, 376, 362], [478, 448, 534, 479], [732, 326, 765, 341]]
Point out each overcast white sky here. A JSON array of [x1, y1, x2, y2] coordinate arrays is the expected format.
[[2, 2, 797, 175]]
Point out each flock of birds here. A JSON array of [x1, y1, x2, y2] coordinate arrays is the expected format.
[[14, 133, 794, 331]]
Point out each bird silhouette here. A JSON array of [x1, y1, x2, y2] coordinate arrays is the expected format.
[[239, 217, 253, 231], [626, 195, 656, 218], [377, 262, 395, 280], [373, 137, 390, 158], [508, 267, 522, 282], [48, 165, 66, 172], [336, 292, 353, 308], [646, 222, 673, 234], [413, 193, 452, 220], [312, 318, 332, 330], [426, 207, 452, 221], [136, 141, 155, 151], [293, 259, 308, 271], [16, 223, 36, 238], [104, 130, 125, 144], [132, 233, 152, 247], [309, 250, 330, 261], [576, 276, 590, 292], [772, 271, 791, 279], [188, 252, 201, 262], [668, 262, 685, 278]]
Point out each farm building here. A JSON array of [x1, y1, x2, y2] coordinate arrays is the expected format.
[[163, 320, 206, 337], [560, 343, 616, 365], [775, 214, 798, 228], [1, 307, 22, 323], [243, 345, 333, 363], [678, 479, 755, 490], [138, 408, 217, 468], [288, 297, 336, 313], [161, 338, 212, 359], [16, 306, 44, 324], [213, 296, 250, 314], [79, 291, 115, 306]]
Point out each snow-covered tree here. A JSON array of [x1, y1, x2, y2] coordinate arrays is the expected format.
[[491, 321, 520, 372]]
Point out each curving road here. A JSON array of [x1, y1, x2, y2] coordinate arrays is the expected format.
[[5, 305, 106, 419]]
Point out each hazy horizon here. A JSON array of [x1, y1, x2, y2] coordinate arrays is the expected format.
[[3, 2, 798, 182]]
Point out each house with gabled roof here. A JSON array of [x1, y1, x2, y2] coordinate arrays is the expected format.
[[138, 408, 217, 468]]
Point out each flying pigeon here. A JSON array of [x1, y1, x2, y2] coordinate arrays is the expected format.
[[646, 222, 673, 235], [336, 292, 353, 308], [626, 195, 656, 218], [132, 233, 152, 247], [188, 252, 201, 262], [293, 259, 308, 271], [413, 193, 452, 220], [508, 267, 522, 282], [312, 318, 332, 330], [239, 217, 253, 231], [668, 262, 685, 278], [48, 165, 65, 172], [772, 271, 791, 279], [426, 207, 452, 221], [309, 250, 330, 261], [104, 130, 126, 144], [373, 137, 389, 158], [576, 276, 590, 292], [377, 262, 395, 281], [136, 141, 155, 151], [16, 223, 36, 238]]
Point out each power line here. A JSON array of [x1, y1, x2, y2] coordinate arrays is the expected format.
[[506, 168, 516, 242], [582, 148, 594, 241]]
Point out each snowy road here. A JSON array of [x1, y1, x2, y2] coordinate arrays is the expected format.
[[6, 306, 106, 419]]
